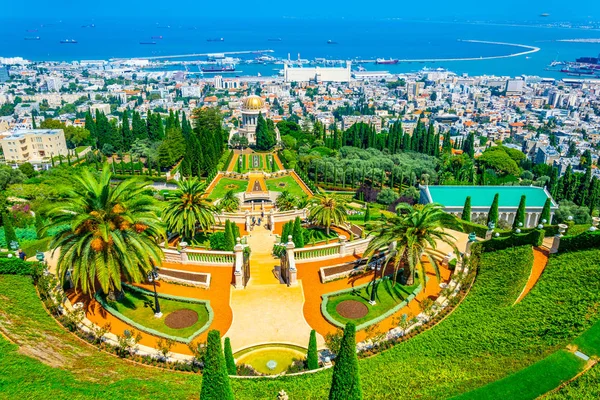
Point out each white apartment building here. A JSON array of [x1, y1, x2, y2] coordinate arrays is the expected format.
[[89, 103, 111, 115], [1, 129, 68, 163], [45, 77, 63, 92]]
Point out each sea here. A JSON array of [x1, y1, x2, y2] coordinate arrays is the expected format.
[[1, 17, 600, 79]]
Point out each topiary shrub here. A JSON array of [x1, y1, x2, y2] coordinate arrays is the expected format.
[[329, 322, 362, 400], [307, 329, 319, 370], [223, 337, 236, 376], [199, 330, 234, 400]]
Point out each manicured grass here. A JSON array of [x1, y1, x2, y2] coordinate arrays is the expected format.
[[266, 175, 306, 198], [325, 279, 419, 326], [547, 362, 600, 399], [303, 227, 339, 244], [573, 319, 600, 356], [453, 350, 585, 400], [106, 286, 209, 339], [1, 247, 600, 399], [206, 177, 246, 200]]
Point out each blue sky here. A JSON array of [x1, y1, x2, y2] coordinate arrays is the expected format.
[[3, 0, 599, 19]]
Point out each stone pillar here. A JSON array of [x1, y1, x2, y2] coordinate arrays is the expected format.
[[339, 235, 347, 257], [261, 200, 265, 211], [245, 210, 250, 232], [269, 209, 275, 233], [180, 242, 189, 263], [485, 229, 493, 240], [233, 238, 244, 289], [286, 235, 298, 286], [550, 235, 560, 254]]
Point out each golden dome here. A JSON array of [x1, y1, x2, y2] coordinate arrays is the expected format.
[[242, 95, 266, 111]]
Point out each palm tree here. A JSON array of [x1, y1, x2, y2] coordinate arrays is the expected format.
[[163, 178, 215, 242], [43, 166, 165, 295], [219, 190, 240, 213], [308, 193, 348, 236], [365, 203, 459, 286], [275, 190, 297, 211]]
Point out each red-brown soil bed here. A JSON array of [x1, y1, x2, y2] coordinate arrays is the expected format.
[[336, 300, 369, 319], [164, 309, 199, 329]]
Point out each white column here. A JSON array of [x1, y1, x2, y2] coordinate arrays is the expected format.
[[233, 238, 244, 289], [286, 236, 297, 286], [339, 235, 347, 257]]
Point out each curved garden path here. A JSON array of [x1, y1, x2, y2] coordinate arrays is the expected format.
[[514, 247, 550, 305], [68, 263, 234, 356], [300, 229, 468, 342]]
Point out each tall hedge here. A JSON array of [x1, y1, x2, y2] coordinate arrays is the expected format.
[[2, 213, 17, 248], [329, 322, 362, 400], [539, 198, 552, 225], [462, 196, 471, 222], [481, 229, 544, 252], [307, 329, 319, 370], [513, 195, 527, 229], [559, 230, 600, 252], [293, 217, 305, 248], [199, 330, 234, 400], [223, 337, 237, 376], [364, 205, 371, 223], [487, 193, 499, 226]]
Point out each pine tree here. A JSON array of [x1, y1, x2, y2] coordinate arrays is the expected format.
[[31, 113, 37, 129], [223, 337, 237, 376], [328, 322, 362, 400], [462, 196, 471, 222], [441, 130, 452, 154], [281, 221, 292, 243], [199, 330, 234, 400], [131, 111, 147, 141], [513, 195, 527, 229], [255, 113, 275, 151], [487, 193, 499, 226], [307, 329, 319, 370], [539, 197, 552, 225], [293, 217, 305, 248]]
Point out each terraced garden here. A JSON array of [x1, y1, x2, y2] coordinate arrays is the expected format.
[[1, 245, 599, 399]]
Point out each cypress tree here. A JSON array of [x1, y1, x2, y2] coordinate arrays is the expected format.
[[121, 110, 133, 151], [462, 196, 471, 222], [84, 111, 97, 147], [223, 337, 237, 376], [31, 113, 37, 129], [328, 322, 362, 400], [224, 220, 235, 251], [293, 217, 305, 248], [281, 221, 292, 243], [307, 329, 319, 370], [364, 204, 371, 223], [199, 330, 234, 400], [131, 111, 147, 141], [3, 212, 18, 246], [486, 193, 499, 226], [539, 198, 552, 225], [513, 195, 527, 229]]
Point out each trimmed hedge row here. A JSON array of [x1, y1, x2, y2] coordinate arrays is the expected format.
[[321, 280, 422, 331], [559, 230, 600, 252], [479, 230, 544, 253], [450, 216, 560, 239], [95, 284, 214, 344], [0, 258, 41, 276]]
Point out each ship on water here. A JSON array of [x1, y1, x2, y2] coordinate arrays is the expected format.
[[268, 38, 282, 42], [201, 64, 235, 73], [151, 35, 163, 39], [376, 58, 399, 65], [140, 41, 157, 45], [327, 40, 338, 44], [25, 37, 40, 40], [207, 38, 224, 42], [60, 39, 77, 44]]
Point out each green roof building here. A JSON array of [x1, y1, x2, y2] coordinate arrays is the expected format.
[[420, 185, 558, 228]]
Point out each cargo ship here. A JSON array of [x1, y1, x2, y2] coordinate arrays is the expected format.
[[140, 41, 157, 45], [268, 38, 282, 42], [151, 35, 163, 39], [201, 64, 235, 73], [25, 36, 40, 40], [376, 58, 399, 65], [575, 55, 600, 65], [207, 38, 224, 42], [60, 39, 77, 44]]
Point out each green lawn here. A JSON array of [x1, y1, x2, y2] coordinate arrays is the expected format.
[[325, 279, 419, 326], [573, 319, 600, 356], [105, 286, 209, 339], [1, 247, 600, 399], [303, 227, 339, 244], [453, 350, 585, 400], [266, 175, 306, 198], [206, 177, 247, 200]]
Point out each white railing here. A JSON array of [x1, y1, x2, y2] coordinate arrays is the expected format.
[[294, 241, 342, 262]]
